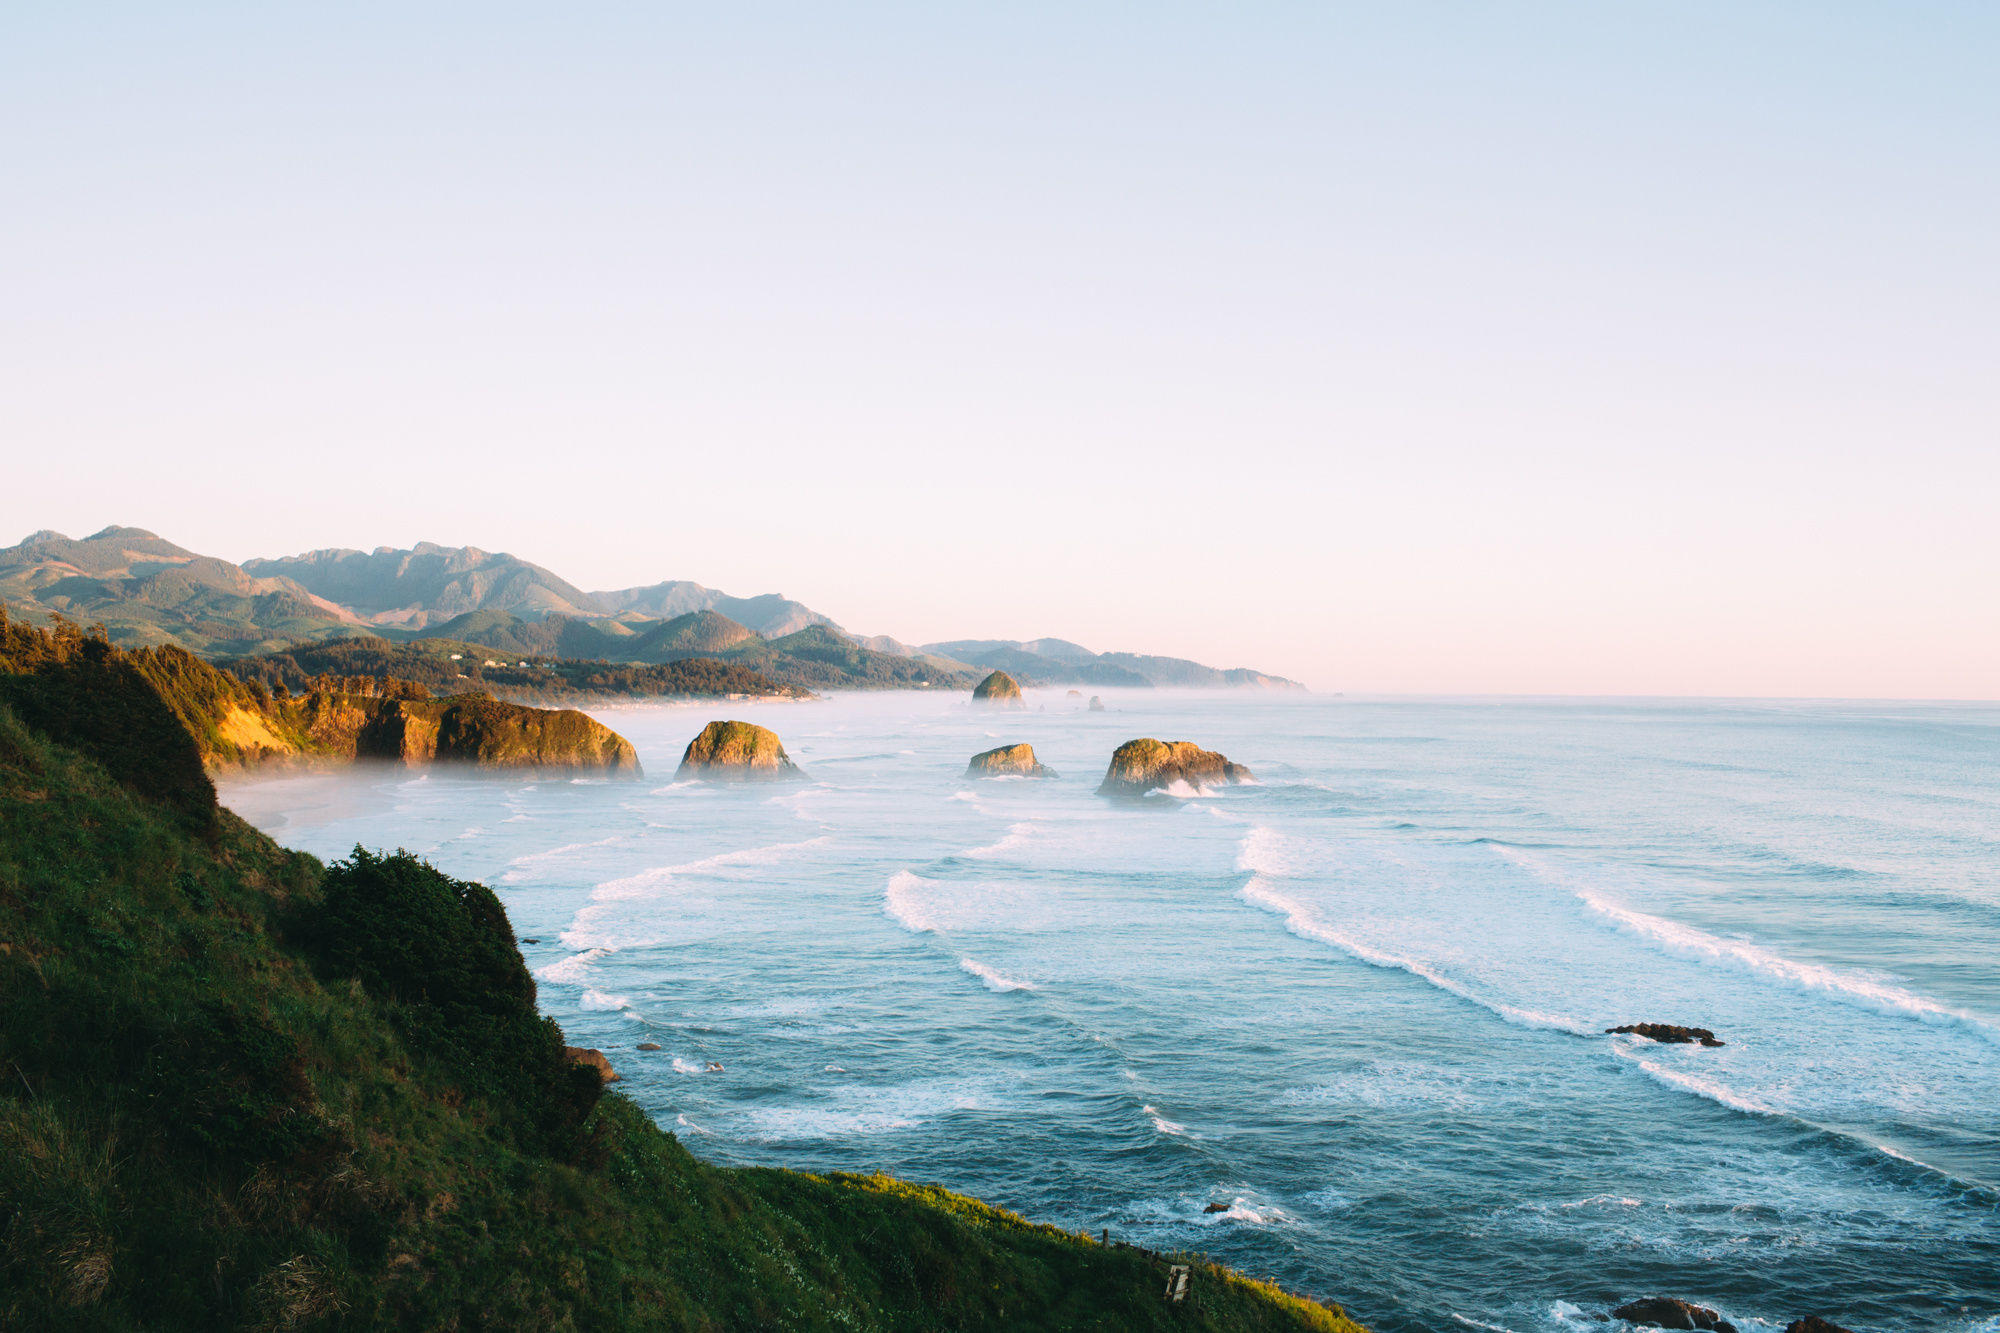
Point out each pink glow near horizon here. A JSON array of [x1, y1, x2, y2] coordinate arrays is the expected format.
[[2, 6, 1995, 697]]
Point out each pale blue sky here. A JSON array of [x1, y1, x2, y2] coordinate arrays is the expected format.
[[4, 4, 1995, 694]]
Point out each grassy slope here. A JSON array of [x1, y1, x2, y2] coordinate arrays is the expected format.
[[0, 698, 1362, 1330]]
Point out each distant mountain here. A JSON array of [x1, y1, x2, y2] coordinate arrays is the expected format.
[[0, 526, 361, 655], [922, 638, 1303, 690], [624, 609, 758, 661], [245, 543, 601, 628], [416, 609, 635, 660], [592, 580, 836, 638], [2, 527, 1304, 690]]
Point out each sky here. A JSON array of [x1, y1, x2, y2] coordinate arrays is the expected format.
[[3, 3, 1996, 697]]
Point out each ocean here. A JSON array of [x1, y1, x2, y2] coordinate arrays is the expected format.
[[221, 690, 2000, 1332]]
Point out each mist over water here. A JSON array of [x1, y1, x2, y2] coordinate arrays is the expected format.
[[222, 692, 2000, 1332]]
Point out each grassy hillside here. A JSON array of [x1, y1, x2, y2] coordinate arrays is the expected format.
[[0, 636, 1362, 1331]]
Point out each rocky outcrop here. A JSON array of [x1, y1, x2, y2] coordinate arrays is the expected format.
[[636, 1042, 662, 1052], [1607, 1024, 1724, 1047], [1088, 696, 1106, 712], [564, 1046, 619, 1083], [1784, 1319, 1854, 1333], [972, 671, 1026, 708], [676, 719, 802, 780], [1611, 1297, 1737, 1332], [1066, 689, 1083, 699], [1096, 739, 1253, 798], [965, 743, 1055, 779]]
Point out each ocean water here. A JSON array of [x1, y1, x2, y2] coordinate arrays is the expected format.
[[222, 691, 2000, 1332]]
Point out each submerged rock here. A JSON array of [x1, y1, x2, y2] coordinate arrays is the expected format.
[[1611, 1297, 1737, 1332], [636, 1042, 662, 1052], [1203, 1202, 1230, 1214], [563, 1046, 619, 1083], [676, 720, 802, 780], [1096, 739, 1253, 798], [1784, 1319, 1854, 1333], [1607, 1023, 1724, 1047], [1088, 696, 1106, 712], [966, 743, 1055, 779], [972, 670, 1026, 708]]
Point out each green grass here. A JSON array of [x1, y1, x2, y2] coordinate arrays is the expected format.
[[0, 658, 1365, 1330]]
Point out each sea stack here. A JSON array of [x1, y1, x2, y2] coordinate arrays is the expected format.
[[1088, 696, 1106, 712], [966, 743, 1055, 779], [675, 720, 802, 780], [1096, 739, 1253, 798], [1610, 1298, 1737, 1333], [972, 670, 1026, 709], [1606, 1023, 1724, 1047]]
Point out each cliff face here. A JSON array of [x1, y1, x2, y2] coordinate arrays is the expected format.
[[1096, 738, 1254, 798], [394, 695, 638, 772], [966, 743, 1055, 779], [676, 719, 802, 780], [0, 613, 642, 778], [972, 670, 1026, 708]]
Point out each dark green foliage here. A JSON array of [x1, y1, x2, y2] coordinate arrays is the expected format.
[[299, 848, 601, 1154], [0, 608, 218, 834]]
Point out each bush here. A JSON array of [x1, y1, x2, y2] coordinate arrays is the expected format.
[[299, 848, 601, 1155]]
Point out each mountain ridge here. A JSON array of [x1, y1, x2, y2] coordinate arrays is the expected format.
[[1, 527, 1304, 691]]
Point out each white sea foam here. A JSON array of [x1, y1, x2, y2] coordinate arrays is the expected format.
[[578, 988, 629, 1011], [535, 947, 610, 985], [885, 870, 942, 934], [672, 1057, 704, 1075], [1234, 825, 1290, 876], [1449, 1315, 1521, 1333], [962, 822, 1039, 860], [592, 836, 831, 902], [556, 836, 832, 950], [501, 835, 625, 882], [734, 1079, 991, 1142], [1575, 884, 2000, 1042], [1608, 1039, 1775, 1116], [1239, 879, 1589, 1034], [960, 958, 1035, 992], [1143, 1105, 1189, 1137]]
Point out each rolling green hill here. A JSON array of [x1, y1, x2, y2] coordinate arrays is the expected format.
[[0, 612, 1360, 1332]]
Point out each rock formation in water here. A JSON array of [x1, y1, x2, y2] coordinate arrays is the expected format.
[[1611, 1297, 1737, 1332], [1066, 689, 1083, 699], [1088, 695, 1106, 712], [1606, 1023, 1725, 1047], [1783, 1319, 1854, 1333], [972, 670, 1026, 708], [1096, 739, 1253, 798], [965, 743, 1055, 779], [676, 719, 802, 780]]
